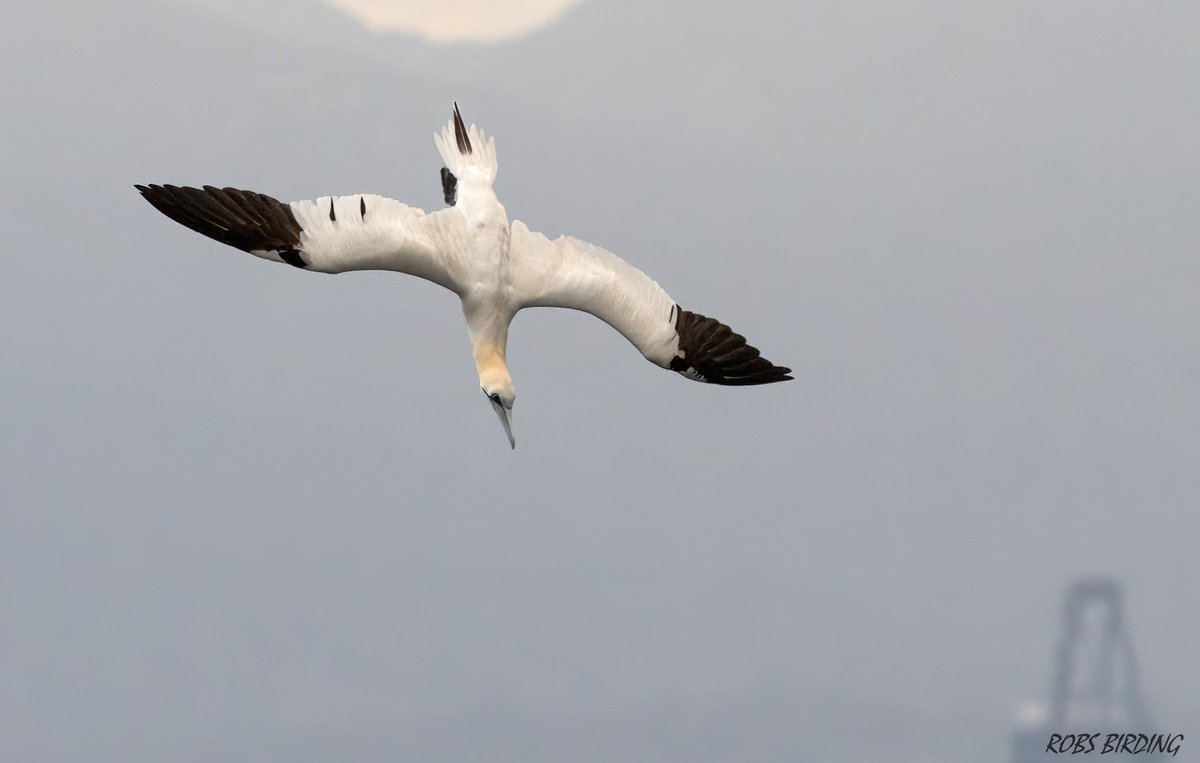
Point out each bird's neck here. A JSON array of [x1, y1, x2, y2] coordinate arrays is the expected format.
[[472, 345, 511, 393], [465, 304, 512, 381], [462, 287, 514, 391]]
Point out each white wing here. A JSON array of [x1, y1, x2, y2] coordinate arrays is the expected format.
[[509, 221, 792, 385], [136, 185, 468, 293]]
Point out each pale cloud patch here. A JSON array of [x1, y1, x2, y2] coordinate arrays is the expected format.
[[322, 0, 580, 43]]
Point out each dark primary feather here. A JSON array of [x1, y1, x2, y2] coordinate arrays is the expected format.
[[452, 101, 472, 155], [670, 308, 792, 385], [440, 167, 458, 206], [134, 184, 303, 254]]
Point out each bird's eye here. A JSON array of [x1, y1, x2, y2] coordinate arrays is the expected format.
[[490, 393, 502, 405]]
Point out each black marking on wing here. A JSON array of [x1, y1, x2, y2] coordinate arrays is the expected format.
[[440, 167, 458, 206], [453, 101, 472, 155], [328, 197, 336, 222], [135, 184, 304, 258], [360, 196, 366, 220], [668, 307, 792, 385], [278, 249, 308, 269]]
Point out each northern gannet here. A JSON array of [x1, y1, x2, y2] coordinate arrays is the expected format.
[[136, 104, 791, 448]]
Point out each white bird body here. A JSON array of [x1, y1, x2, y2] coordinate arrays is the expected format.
[[137, 105, 790, 447]]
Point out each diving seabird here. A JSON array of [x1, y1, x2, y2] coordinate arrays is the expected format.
[[136, 104, 791, 448]]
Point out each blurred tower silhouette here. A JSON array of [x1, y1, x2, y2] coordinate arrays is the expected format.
[[1011, 578, 1163, 762]]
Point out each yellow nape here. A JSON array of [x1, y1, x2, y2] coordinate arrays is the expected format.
[[475, 345, 512, 390]]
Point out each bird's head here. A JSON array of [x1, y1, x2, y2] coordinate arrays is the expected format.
[[479, 366, 516, 449]]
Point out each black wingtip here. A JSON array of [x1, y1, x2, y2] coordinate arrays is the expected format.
[[670, 307, 794, 386], [135, 183, 303, 256], [440, 166, 458, 206], [452, 101, 472, 155]]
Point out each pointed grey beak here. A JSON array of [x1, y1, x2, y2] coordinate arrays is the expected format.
[[490, 398, 515, 449]]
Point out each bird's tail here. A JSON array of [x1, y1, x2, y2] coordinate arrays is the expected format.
[[434, 102, 497, 184]]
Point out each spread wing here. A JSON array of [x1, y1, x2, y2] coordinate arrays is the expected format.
[[509, 221, 792, 385], [135, 184, 469, 293]]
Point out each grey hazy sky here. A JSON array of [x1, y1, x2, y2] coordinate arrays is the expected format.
[[2, 1, 1198, 761]]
